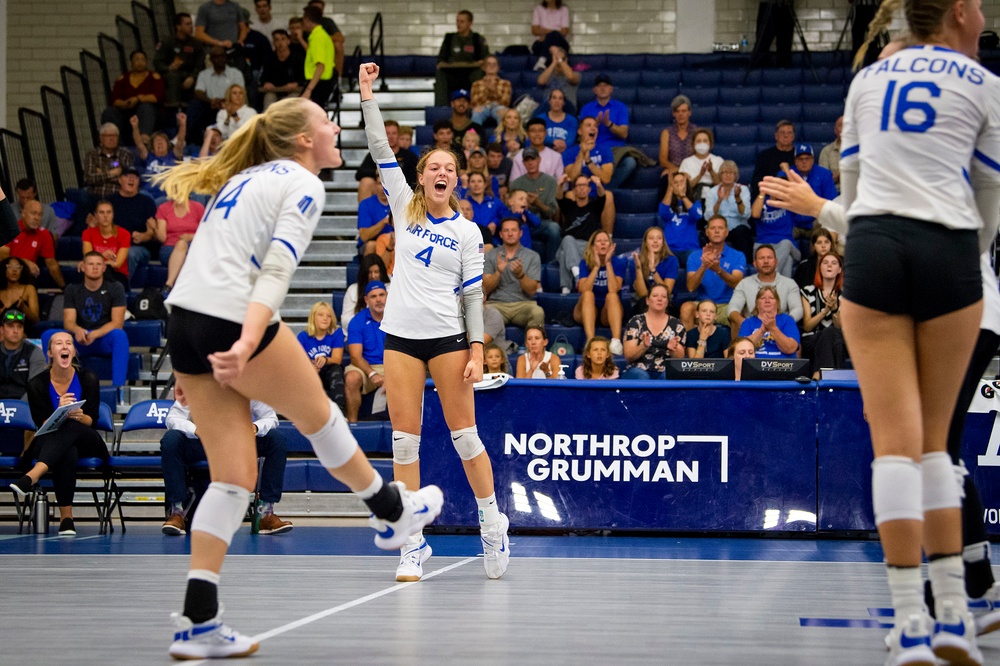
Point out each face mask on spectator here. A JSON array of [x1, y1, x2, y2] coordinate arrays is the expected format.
[[694, 142, 710, 156]]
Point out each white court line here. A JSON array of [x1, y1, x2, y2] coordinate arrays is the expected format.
[[39, 534, 106, 542], [185, 556, 477, 666]]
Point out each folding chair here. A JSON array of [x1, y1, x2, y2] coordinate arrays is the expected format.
[[104, 399, 172, 533], [0, 400, 38, 531]]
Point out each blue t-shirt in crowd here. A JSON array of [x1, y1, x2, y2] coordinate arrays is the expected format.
[[579, 99, 629, 148], [562, 143, 614, 180], [738, 314, 801, 358], [580, 255, 628, 304], [465, 194, 501, 229], [658, 201, 703, 252], [494, 204, 540, 250], [787, 165, 838, 229], [687, 244, 746, 304], [539, 113, 578, 150], [356, 195, 392, 248], [346, 308, 386, 365], [297, 329, 345, 360], [139, 152, 178, 201], [756, 199, 795, 245], [625, 254, 680, 297]]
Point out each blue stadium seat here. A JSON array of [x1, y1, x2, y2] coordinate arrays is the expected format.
[[682, 70, 722, 87], [84, 352, 141, 384], [632, 167, 662, 190], [759, 84, 803, 104], [802, 103, 843, 123], [714, 125, 758, 146], [411, 56, 437, 76], [123, 320, 162, 348], [721, 69, 762, 86], [718, 145, 758, 167], [684, 54, 725, 69], [628, 124, 661, 145], [632, 144, 660, 162], [382, 55, 412, 74], [614, 239, 641, 255], [644, 54, 684, 70], [722, 86, 762, 105], [800, 122, 834, 144], [282, 460, 309, 493], [505, 325, 525, 348], [545, 325, 585, 351], [498, 54, 531, 72], [612, 87, 637, 105], [639, 70, 681, 89], [693, 104, 718, 125], [331, 289, 344, 319], [615, 213, 657, 238], [759, 103, 803, 124], [504, 70, 525, 88], [56, 235, 82, 261], [585, 70, 640, 88], [631, 105, 666, 125], [540, 263, 561, 293], [615, 190, 659, 215], [672, 269, 696, 304], [636, 88, 677, 106], [717, 105, 759, 125], [685, 87, 721, 105], [415, 125, 433, 147], [345, 257, 359, 285], [755, 122, 778, 142], [424, 106, 451, 124], [535, 293, 576, 323], [606, 55, 641, 70], [578, 54, 607, 70], [761, 69, 803, 86], [802, 84, 846, 105], [576, 88, 596, 109]]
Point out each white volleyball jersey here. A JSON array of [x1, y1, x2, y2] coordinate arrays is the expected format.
[[361, 100, 484, 340], [841, 45, 1000, 230], [166, 159, 324, 324], [377, 157, 485, 339]]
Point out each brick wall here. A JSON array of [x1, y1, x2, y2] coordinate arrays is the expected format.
[[6, 0, 1000, 125]]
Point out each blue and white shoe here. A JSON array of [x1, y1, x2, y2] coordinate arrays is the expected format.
[[969, 584, 1000, 636], [932, 600, 982, 666], [168, 606, 258, 660], [481, 512, 510, 579], [396, 536, 432, 582], [884, 613, 935, 666], [370, 482, 443, 551]]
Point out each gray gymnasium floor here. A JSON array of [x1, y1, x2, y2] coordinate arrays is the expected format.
[[3, 527, 1000, 664]]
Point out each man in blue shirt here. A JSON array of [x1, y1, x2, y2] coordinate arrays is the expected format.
[[784, 144, 838, 232], [579, 73, 636, 189], [680, 215, 746, 331], [356, 173, 392, 255], [344, 280, 387, 422]]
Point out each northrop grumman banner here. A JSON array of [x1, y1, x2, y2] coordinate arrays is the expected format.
[[420, 380, 818, 532]]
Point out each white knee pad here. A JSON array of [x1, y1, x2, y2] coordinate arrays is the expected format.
[[190, 482, 251, 546], [307, 400, 359, 469], [872, 455, 922, 526], [451, 426, 485, 461], [923, 451, 961, 512], [392, 430, 420, 465]]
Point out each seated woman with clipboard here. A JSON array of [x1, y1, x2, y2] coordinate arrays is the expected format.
[[8, 331, 106, 535]]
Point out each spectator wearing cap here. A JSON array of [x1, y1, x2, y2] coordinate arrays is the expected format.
[[782, 143, 838, 232], [0, 200, 65, 290], [470, 55, 512, 127], [0, 308, 45, 400], [510, 146, 561, 262], [750, 119, 796, 200], [354, 120, 419, 202], [434, 10, 490, 106], [579, 73, 636, 189], [449, 88, 484, 145], [510, 118, 564, 182], [107, 167, 158, 278], [344, 280, 388, 422]]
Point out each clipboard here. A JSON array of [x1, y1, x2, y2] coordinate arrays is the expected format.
[[35, 400, 86, 437]]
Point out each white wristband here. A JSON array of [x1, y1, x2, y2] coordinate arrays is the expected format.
[[368, 370, 378, 379]]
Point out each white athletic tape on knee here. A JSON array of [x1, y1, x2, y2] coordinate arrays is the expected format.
[[190, 482, 251, 546], [872, 456, 922, 526], [923, 452, 961, 512], [308, 400, 359, 470], [391, 430, 420, 465], [451, 426, 485, 461]]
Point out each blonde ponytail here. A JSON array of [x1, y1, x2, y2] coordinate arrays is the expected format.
[[853, 0, 902, 70], [154, 97, 313, 203], [404, 149, 462, 224]]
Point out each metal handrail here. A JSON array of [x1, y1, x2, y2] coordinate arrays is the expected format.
[[370, 12, 388, 91]]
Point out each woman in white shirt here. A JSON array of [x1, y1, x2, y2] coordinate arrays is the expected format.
[[215, 84, 257, 140], [677, 128, 723, 198]]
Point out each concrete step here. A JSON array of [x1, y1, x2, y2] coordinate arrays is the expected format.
[[291, 266, 346, 290], [377, 76, 434, 91], [315, 215, 358, 238], [338, 108, 426, 127], [324, 191, 360, 212], [322, 170, 358, 186], [302, 240, 356, 263], [340, 90, 434, 108]]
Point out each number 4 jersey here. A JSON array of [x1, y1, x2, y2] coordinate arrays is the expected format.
[[841, 44, 1000, 230], [166, 159, 325, 324]]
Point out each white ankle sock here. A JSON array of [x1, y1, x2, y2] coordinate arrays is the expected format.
[[476, 494, 500, 528], [928, 554, 966, 617], [886, 565, 926, 625]]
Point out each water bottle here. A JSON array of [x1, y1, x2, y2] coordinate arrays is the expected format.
[[558, 364, 568, 380], [741, 35, 749, 52], [33, 491, 49, 534]]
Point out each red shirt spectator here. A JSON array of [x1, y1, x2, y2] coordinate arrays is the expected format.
[[82, 222, 131, 279], [8, 219, 56, 264]]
